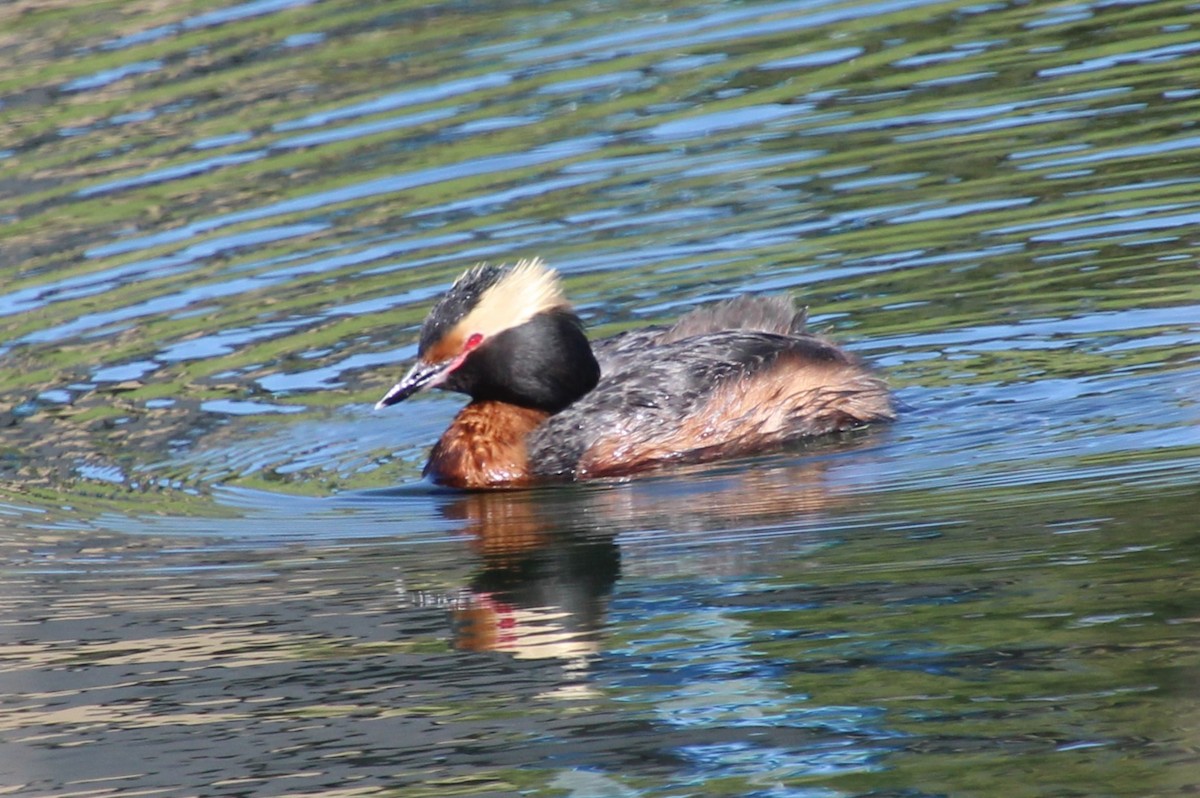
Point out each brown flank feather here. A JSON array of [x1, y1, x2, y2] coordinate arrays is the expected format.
[[576, 356, 892, 478]]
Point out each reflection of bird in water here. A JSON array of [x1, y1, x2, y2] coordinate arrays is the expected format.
[[452, 534, 619, 668], [406, 452, 866, 663], [377, 258, 894, 488], [397, 490, 620, 668]]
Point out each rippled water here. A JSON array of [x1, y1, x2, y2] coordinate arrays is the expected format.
[[2, 0, 1198, 795]]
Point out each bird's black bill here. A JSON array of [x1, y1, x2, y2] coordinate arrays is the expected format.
[[375, 360, 446, 409]]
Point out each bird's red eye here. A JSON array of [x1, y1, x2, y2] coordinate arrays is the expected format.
[[464, 332, 484, 351]]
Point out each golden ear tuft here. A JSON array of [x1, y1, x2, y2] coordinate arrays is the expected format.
[[458, 257, 570, 339], [496, 258, 568, 317]]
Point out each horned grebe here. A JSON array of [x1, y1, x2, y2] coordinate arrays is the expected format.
[[376, 259, 894, 488]]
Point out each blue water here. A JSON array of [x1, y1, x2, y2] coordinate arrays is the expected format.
[[1, 0, 1199, 795]]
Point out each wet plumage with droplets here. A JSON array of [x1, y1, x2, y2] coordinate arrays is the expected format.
[[376, 259, 895, 488]]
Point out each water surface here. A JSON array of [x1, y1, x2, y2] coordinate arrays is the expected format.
[[1, 0, 1198, 795]]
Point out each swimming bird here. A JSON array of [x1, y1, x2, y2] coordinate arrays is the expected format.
[[376, 259, 893, 488]]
